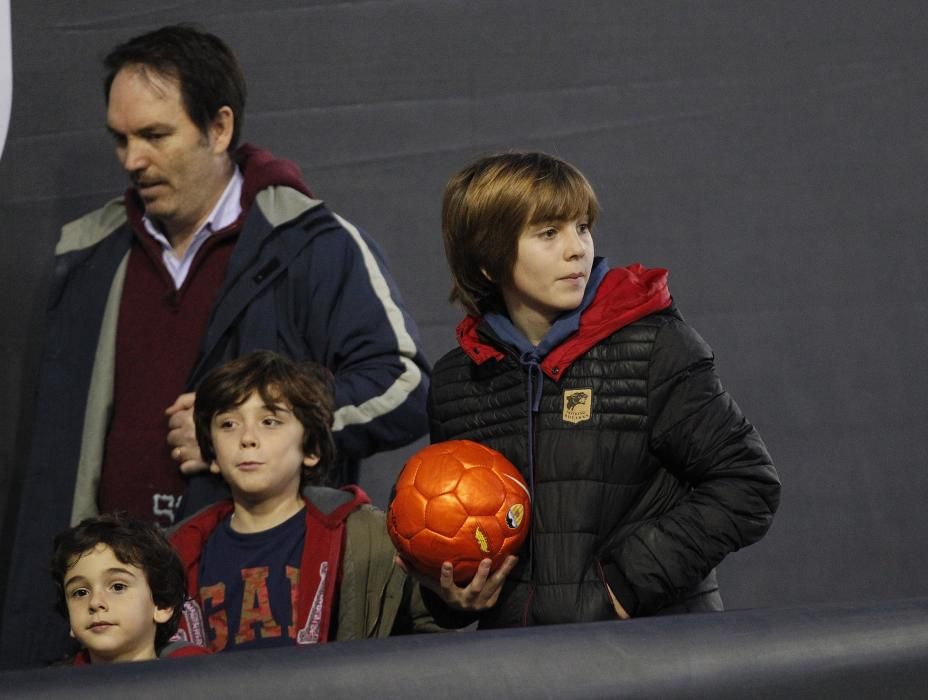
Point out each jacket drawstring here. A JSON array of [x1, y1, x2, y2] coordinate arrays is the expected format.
[[518, 350, 544, 585]]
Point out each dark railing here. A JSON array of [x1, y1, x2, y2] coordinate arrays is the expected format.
[[3, 597, 928, 699]]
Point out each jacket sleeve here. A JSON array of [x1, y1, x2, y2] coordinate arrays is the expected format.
[[601, 317, 780, 616], [166, 517, 215, 649], [398, 582, 476, 634], [295, 215, 430, 460], [338, 505, 462, 637]]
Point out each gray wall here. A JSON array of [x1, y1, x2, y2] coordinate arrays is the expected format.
[[2, 1, 927, 611]]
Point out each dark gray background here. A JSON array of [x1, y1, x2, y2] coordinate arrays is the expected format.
[[1, 0, 926, 613]]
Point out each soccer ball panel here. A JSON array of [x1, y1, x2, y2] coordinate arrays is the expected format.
[[412, 451, 464, 497], [423, 493, 468, 537], [389, 487, 428, 539], [456, 467, 506, 515]]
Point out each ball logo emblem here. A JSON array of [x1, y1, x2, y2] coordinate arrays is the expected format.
[[506, 503, 525, 529], [474, 526, 490, 553], [387, 440, 533, 583]]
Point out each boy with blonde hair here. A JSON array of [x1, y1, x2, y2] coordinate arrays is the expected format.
[[422, 152, 780, 625]]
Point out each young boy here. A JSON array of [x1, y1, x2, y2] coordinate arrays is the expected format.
[[51, 513, 208, 664], [424, 152, 781, 626], [169, 351, 448, 652]]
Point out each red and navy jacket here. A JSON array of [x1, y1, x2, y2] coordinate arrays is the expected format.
[[169, 487, 370, 649]]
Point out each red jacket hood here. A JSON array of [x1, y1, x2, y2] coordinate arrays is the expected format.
[[169, 486, 369, 648], [170, 485, 370, 598], [456, 263, 672, 381], [235, 143, 313, 208], [72, 642, 211, 664]]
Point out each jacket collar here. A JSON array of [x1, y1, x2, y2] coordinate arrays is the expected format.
[[123, 143, 313, 236], [457, 263, 672, 381], [170, 486, 370, 596], [482, 257, 610, 361]]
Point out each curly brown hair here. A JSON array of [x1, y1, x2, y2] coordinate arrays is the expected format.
[[194, 351, 336, 488], [50, 513, 185, 652]]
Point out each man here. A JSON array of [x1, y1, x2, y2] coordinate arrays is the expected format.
[[0, 24, 429, 668]]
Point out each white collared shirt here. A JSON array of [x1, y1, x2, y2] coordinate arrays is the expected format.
[[141, 166, 244, 289]]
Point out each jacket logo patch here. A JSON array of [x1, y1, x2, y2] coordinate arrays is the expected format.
[[562, 389, 592, 424]]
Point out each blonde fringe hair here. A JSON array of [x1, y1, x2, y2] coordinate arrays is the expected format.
[[441, 152, 599, 317]]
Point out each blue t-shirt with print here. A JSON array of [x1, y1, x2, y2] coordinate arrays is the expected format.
[[198, 508, 306, 652]]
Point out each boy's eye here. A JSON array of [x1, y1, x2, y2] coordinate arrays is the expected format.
[[110, 582, 129, 593], [262, 417, 282, 427], [217, 419, 236, 429], [69, 588, 89, 599], [578, 222, 591, 234]]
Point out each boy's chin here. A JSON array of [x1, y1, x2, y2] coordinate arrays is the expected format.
[[229, 484, 302, 506], [79, 639, 145, 664]]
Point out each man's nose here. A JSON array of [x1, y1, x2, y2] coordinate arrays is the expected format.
[[121, 139, 149, 173]]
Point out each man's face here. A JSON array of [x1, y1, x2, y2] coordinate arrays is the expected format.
[[106, 66, 232, 242], [64, 543, 173, 664], [209, 391, 319, 509]]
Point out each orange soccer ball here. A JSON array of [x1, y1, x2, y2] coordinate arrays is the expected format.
[[387, 440, 532, 584]]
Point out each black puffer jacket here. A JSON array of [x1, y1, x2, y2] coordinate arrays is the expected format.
[[428, 265, 780, 627]]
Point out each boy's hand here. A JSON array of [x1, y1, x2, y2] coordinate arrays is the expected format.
[[394, 554, 517, 612], [606, 583, 631, 620], [166, 392, 209, 474]]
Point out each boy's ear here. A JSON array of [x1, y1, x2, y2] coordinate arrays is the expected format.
[[302, 453, 320, 468], [153, 605, 174, 625], [209, 461, 221, 474]]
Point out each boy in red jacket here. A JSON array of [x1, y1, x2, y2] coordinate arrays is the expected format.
[[170, 351, 448, 652]]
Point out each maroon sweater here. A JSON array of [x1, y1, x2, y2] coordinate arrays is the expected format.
[[98, 224, 236, 524], [97, 145, 311, 526]]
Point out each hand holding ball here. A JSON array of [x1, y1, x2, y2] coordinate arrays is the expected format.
[[388, 440, 532, 584]]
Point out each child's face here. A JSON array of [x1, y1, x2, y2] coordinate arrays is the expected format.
[[63, 543, 173, 663], [500, 216, 594, 342], [209, 391, 319, 507]]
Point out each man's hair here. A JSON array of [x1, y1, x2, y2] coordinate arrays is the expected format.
[[50, 513, 186, 651], [103, 24, 247, 150], [441, 151, 600, 317], [194, 351, 337, 488]]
